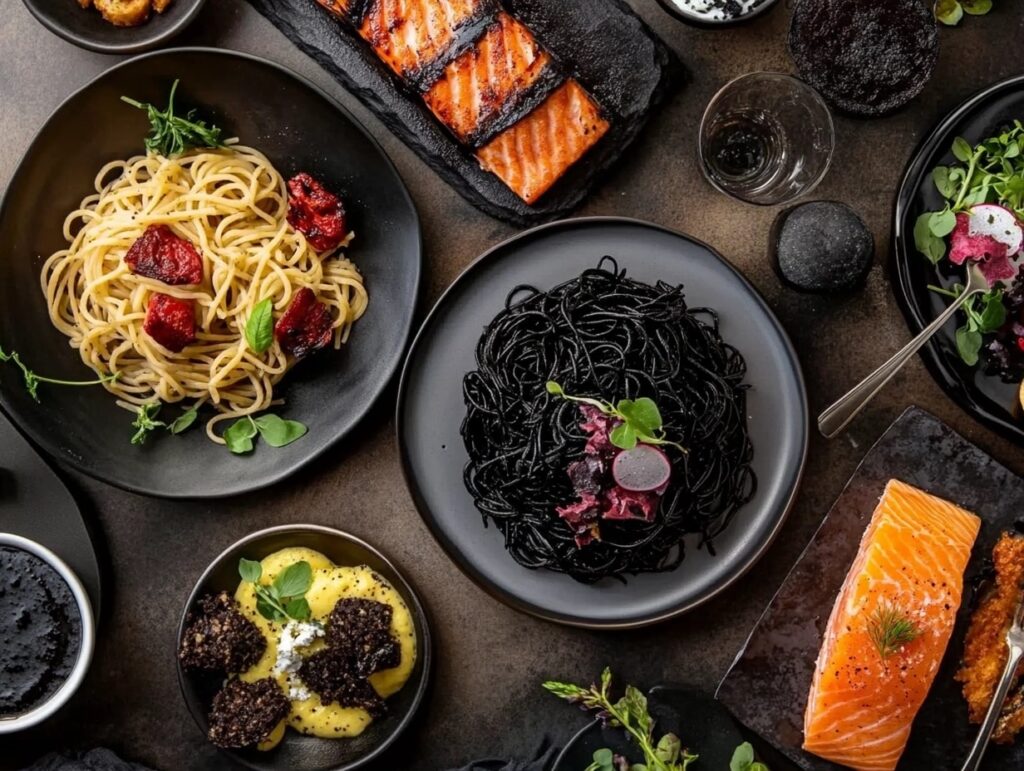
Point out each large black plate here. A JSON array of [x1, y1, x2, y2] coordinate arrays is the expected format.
[[245, 0, 683, 226], [0, 48, 421, 499], [717, 406, 1024, 770], [893, 75, 1024, 445], [397, 217, 808, 628]]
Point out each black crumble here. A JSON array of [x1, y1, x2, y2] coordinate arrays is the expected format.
[[179, 591, 266, 674], [325, 598, 400, 676], [207, 677, 289, 749], [771, 201, 874, 293], [299, 648, 386, 717]]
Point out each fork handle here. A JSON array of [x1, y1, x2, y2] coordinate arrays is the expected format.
[[960, 641, 1024, 771]]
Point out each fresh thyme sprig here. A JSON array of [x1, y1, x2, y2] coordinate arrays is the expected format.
[[131, 403, 166, 445], [121, 79, 224, 157], [0, 346, 119, 401], [867, 601, 922, 660]]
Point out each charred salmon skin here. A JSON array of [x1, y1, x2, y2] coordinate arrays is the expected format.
[[802, 479, 980, 771], [475, 78, 609, 205], [423, 12, 554, 145]]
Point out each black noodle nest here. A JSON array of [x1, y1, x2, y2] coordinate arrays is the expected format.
[[460, 257, 756, 584]]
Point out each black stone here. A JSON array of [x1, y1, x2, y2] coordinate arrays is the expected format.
[[771, 200, 874, 293]]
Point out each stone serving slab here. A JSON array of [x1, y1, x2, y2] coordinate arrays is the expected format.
[[717, 406, 1024, 770], [245, 0, 684, 225]]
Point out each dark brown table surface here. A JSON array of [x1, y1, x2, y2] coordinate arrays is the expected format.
[[2, 1, 1023, 769]]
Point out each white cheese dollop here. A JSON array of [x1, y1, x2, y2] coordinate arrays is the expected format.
[[272, 620, 324, 701]]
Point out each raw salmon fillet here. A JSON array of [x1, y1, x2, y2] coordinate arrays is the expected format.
[[803, 479, 980, 771], [423, 12, 553, 144], [358, 0, 485, 80], [475, 78, 609, 204]]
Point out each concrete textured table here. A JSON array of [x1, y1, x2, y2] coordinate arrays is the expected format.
[[2, 1, 1023, 769]]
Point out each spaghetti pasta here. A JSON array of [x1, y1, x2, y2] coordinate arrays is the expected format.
[[41, 144, 367, 442]]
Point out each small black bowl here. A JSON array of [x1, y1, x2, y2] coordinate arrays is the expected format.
[[176, 525, 432, 771], [21, 0, 205, 54], [653, 0, 780, 28]]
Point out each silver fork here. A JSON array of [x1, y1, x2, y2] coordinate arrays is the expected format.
[[960, 591, 1024, 771], [818, 265, 991, 439]]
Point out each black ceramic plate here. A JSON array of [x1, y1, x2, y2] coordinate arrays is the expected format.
[[717, 406, 1024, 770], [0, 411, 102, 617], [0, 48, 421, 499], [893, 74, 1024, 445], [21, 0, 205, 54], [177, 525, 431, 771], [245, 0, 683, 225], [553, 685, 746, 770], [397, 217, 808, 628]]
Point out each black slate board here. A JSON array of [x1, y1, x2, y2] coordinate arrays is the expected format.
[[0, 411, 102, 617], [245, 0, 683, 225], [716, 406, 1024, 770]]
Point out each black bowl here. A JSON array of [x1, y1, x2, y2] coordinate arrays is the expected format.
[[176, 525, 431, 771], [0, 48, 422, 498], [21, 0, 205, 54], [653, 0, 780, 28]]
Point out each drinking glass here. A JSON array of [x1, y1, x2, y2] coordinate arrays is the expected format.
[[698, 72, 835, 206]]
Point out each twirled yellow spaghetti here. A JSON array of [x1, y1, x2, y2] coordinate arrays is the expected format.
[[41, 144, 368, 442]]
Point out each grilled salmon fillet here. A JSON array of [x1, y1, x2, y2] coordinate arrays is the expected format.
[[423, 12, 553, 145], [475, 79, 609, 204], [358, 0, 486, 80], [803, 479, 980, 771], [956, 532, 1024, 744]]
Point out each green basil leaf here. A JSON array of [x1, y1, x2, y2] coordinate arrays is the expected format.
[[224, 416, 258, 454], [730, 742, 756, 771], [169, 405, 199, 434], [273, 560, 312, 598], [961, 0, 993, 14], [956, 324, 983, 366], [284, 597, 311, 620], [609, 423, 637, 450], [952, 135, 973, 161], [238, 557, 263, 583], [253, 413, 308, 447], [928, 209, 957, 237], [245, 298, 275, 354]]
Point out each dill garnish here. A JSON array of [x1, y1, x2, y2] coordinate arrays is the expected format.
[[868, 601, 921, 660]]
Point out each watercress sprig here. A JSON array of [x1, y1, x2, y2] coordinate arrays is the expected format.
[[546, 382, 687, 454], [238, 558, 313, 623], [929, 283, 1007, 364], [0, 346, 120, 402], [121, 79, 224, 157]]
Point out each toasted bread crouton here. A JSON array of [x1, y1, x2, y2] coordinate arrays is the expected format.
[[94, 0, 150, 26], [152, 0, 172, 12], [77, 0, 93, 9]]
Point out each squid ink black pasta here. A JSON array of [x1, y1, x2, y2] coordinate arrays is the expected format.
[[460, 257, 756, 584]]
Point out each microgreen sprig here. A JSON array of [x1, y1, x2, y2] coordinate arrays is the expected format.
[[121, 79, 224, 158], [867, 601, 922, 661], [546, 381, 687, 454], [0, 346, 120, 402], [131, 403, 166, 445], [238, 558, 313, 623]]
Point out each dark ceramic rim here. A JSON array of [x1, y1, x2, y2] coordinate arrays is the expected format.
[[175, 524, 432, 771], [892, 73, 1024, 446], [653, 0, 780, 28], [0, 47, 423, 499], [394, 216, 809, 630], [20, 0, 206, 55]]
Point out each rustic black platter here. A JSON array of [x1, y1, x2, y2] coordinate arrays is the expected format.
[[245, 0, 683, 225], [892, 75, 1024, 446], [717, 406, 1024, 770]]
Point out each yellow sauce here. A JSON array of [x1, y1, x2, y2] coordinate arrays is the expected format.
[[233, 547, 416, 748]]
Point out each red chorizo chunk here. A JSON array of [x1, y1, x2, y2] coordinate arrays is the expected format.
[[144, 293, 196, 353], [274, 288, 333, 358], [125, 224, 204, 285], [286, 173, 348, 252]]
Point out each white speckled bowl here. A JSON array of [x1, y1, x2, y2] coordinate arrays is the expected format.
[[0, 533, 96, 733], [653, 0, 781, 28]]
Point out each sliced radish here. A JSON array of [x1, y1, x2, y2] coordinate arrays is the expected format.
[[611, 445, 672, 492], [967, 204, 1023, 256]]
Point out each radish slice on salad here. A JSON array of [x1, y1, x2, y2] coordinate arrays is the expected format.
[[966, 204, 1023, 255], [949, 204, 1023, 283], [611, 445, 672, 492]]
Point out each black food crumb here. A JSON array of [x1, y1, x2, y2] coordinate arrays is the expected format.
[[326, 598, 400, 676], [179, 591, 266, 674], [299, 648, 386, 717], [207, 677, 289, 748]]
